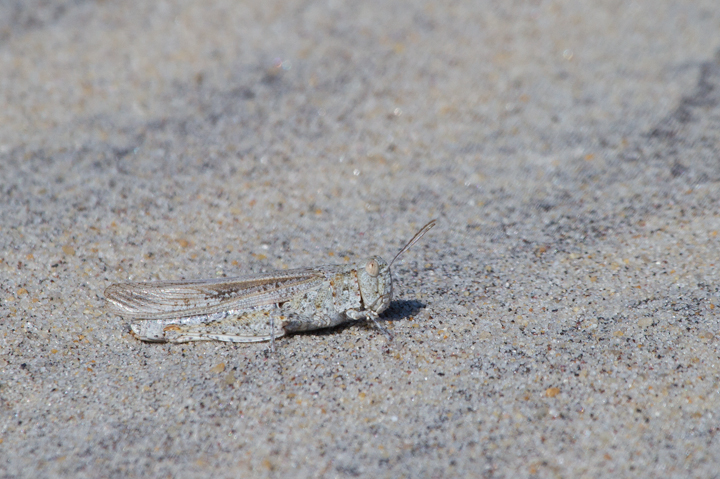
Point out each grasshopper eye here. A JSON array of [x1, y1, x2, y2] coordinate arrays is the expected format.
[[365, 259, 379, 277]]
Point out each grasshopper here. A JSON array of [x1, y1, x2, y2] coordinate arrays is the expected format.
[[105, 220, 436, 348]]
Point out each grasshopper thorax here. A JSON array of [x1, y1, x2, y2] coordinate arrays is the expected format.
[[357, 256, 393, 315]]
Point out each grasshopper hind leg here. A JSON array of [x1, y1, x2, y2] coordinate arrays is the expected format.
[[167, 332, 282, 343], [129, 309, 287, 345]]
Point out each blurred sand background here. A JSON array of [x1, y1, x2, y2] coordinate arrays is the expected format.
[[1, 1, 720, 477]]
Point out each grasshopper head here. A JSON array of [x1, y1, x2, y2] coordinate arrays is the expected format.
[[358, 256, 393, 315], [356, 220, 436, 318]]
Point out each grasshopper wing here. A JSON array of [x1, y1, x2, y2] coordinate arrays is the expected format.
[[104, 268, 325, 320]]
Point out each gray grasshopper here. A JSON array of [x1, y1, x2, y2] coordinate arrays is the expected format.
[[105, 220, 435, 348]]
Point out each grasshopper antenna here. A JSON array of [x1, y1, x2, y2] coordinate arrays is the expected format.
[[367, 220, 435, 342], [389, 219, 437, 267]]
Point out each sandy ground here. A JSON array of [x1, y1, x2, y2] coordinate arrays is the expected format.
[[1, 1, 720, 477]]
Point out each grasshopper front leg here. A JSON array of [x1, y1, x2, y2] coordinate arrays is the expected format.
[[345, 309, 378, 321], [345, 309, 393, 340]]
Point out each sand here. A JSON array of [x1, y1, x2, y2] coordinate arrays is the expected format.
[[1, 1, 719, 477]]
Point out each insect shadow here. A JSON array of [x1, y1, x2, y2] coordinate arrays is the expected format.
[[307, 299, 426, 338], [380, 299, 426, 323]]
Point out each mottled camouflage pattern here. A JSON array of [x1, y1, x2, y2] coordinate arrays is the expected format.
[[105, 221, 434, 345]]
